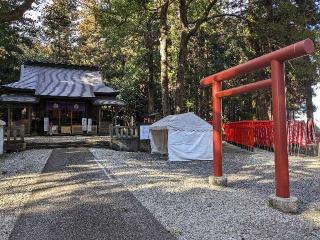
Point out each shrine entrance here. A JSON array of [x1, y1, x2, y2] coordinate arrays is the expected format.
[[200, 39, 315, 213]]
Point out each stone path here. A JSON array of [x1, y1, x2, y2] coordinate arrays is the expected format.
[[25, 136, 112, 149], [9, 148, 175, 240]]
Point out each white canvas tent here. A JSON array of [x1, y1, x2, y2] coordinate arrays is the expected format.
[[149, 112, 213, 161]]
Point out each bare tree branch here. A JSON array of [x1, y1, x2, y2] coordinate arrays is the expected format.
[[206, 13, 248, 22], [187, 0, 218, 36], [144, 0, 175, 13]]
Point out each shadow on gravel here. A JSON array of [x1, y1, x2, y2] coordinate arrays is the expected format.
[[105, 143, 319, 213], [91, 146, 320, 239], [8, 148, 176, 240]]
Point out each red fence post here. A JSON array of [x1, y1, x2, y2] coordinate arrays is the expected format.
[[212, 81, 222, 176], [271, 60, 290, 198]]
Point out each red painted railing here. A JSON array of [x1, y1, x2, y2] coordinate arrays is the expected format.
[[223, 121, 272, 150], [223, 119, 316, 153], [223, 121, 255, 150]]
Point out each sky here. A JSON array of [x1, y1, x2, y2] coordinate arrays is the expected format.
[[24, 0, 50, 21]]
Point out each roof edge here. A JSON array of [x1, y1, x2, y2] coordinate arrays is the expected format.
[[24, 61, 100, 71], [1, 85, 35, 92]]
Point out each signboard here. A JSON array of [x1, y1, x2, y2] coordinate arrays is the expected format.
[[140, 125, 150, 140], [87, 118, 92, 132], [82, 118, 87, 131], [44, 117, 49, 132]]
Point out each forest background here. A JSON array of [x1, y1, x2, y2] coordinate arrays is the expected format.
[[0, 0, 320, 124]]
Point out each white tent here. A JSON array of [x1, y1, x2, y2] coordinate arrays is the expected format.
[[149, 112, 213, 161]]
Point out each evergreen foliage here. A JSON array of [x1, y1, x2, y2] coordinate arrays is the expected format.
[[0, 0, 319, 121]]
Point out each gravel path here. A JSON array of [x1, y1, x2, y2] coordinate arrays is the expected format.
[[9, 148, 176, 240], [0, 149, 52, 240], [90, 144, 320, 240]]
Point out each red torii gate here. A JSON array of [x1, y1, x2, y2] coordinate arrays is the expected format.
[[200, 39, 315, 213]]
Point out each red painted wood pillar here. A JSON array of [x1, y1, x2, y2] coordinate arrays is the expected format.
[[212, 80, 222, 176], [271, 60, 290, 198]]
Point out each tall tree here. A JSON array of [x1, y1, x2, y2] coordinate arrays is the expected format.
[[0, 0, 36, 84], [71, 0, 106, 65], [2, 0, 319, 124], [0, 22, 32, 84], [244, 0, 320, 120], [159, 0, 170, 116], [175, 0, 244, 113], [96, 0, 161, 119], [42, 0, 77, 63]]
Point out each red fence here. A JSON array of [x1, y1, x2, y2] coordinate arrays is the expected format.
[[223, 121, 254, 151], [223, 119, 316, 153]]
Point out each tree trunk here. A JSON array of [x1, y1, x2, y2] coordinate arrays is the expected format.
[[144, 26, 155, 114], [175, 0, 216, 113], [252, 96, 257, 120], [305, 81, 314, 119], [147, 49, 155, 114], [159, 0, 170, 116], [58, 34, 61, 62], [175, 30, 188, 113], [199, 87, 210, 120]]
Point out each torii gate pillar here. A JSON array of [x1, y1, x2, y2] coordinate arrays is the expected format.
[[201, 39, 315, 213], [208, 81, 227, 186]]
